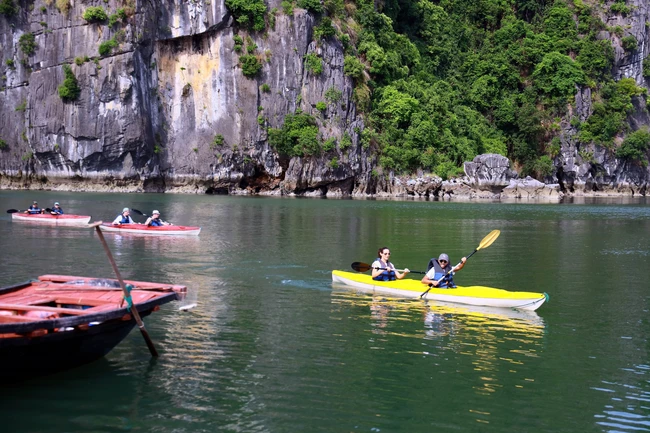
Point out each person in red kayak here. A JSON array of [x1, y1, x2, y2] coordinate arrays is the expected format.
[[50, 202, 64, 215], [112, 208, 137, 225], [371, 247, 410, 281], [24, 201, 43, 214], [144, 210, 172, 227]]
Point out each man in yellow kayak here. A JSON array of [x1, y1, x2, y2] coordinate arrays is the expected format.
[[421, 253, 467, 288]]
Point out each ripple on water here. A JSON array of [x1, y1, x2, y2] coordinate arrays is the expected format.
[[594, 364, 650, 432], [601, 249, 650, 257]]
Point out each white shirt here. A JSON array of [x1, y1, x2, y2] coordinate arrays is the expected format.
[[112, 214, 134, 225]]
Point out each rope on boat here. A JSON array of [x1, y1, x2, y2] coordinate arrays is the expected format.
[[123, 284, 134, 310]]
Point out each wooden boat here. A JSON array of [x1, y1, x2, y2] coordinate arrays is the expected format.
[[99, 223, 201, 236], [11, 213, 92, 226], [0, 274, 186, 381], [332, 270, 548, 311]]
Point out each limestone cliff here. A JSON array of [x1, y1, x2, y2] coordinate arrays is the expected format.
[[0, 0, 649, 198], [0, 0, 370, 195], [555, 0, 650, 196]]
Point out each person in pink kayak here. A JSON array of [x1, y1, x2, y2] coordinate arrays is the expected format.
[[50, 202, 64, 215], [24, 201, 43, 214], [144, 210, 172, 227], [112, 208, 137, 225]]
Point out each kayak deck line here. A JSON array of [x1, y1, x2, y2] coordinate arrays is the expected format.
[[331, 270, 547, 311], [11, 213, 92, 226], [99, 223, 201, 236]]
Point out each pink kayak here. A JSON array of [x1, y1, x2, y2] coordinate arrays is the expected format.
[[99, 223, 201, 236], [11, 213, 92, 226]]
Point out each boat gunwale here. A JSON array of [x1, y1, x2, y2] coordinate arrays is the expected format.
[[0, 281, 180, 335], [99, 223, 201, 235], [11, 214, 91, 220], [11, 214, 92, 226]]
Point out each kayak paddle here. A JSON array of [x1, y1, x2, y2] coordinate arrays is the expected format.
[[7, 209, 47, 214], [419, 229, 501, 298], [88, 221, 159, 357], [351, 261, 426, 275]]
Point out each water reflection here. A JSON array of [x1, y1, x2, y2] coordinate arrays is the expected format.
[[594, 363, 650, 432], [332, 289, 547, 400]]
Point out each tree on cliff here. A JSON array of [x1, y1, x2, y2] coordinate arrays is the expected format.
[[58, 64, 80, 102], [0, 0, 17, 16]]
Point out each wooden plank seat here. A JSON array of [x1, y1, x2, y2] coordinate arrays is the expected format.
[[0, 303, 91, 315], [0, 315, 44, 323], [37, 275, 183, 292]]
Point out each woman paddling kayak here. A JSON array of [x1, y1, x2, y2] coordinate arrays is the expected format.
[[371, 247, 410, 281]]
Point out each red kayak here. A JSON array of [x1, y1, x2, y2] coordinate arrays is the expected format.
[[12, 213, 92, 226], [99, 223, 201, 236]]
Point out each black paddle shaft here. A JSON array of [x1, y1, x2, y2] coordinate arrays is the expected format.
[[374, 267, 426, 275], [351, 262, 426, 274]]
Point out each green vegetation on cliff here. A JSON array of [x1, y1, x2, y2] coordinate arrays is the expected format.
[[82, 6, 108, 23], [269, 111, 322, 157], [258, 0, 648, 177], [0, 0, 17, 16], [226, 0, 266, 32], [58, 64, 80, 101]]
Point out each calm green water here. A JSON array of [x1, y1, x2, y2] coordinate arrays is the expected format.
[[1, 191, 649, 433]]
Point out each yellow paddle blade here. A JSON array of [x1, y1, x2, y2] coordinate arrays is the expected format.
[[477, 229, 500, 250]]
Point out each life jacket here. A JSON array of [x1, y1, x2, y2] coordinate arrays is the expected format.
[[426, 259, 456, 288], [118, 215, 131, 224], [27, 206, 41, 214], [149, 219, 163, 226], [372, 259, 397, 281], [52, 207, 63, 215]]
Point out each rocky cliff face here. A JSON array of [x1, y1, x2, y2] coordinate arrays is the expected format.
[[0, 0, 370, 195], [555, 0, 650, 197], [0, 0, 649, 198]]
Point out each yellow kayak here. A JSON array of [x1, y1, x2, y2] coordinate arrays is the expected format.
[[331, 270, 548, 311]]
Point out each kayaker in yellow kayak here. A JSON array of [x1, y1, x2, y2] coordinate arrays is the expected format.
[[371, 247, 410, 281], [421, 253, 467, 288]]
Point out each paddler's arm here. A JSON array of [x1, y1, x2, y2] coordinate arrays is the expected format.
[[452, 257, 467, 272], [394, 268, 410, 279], [421, 274, 439, 287], [371, 262, 383, 279]]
